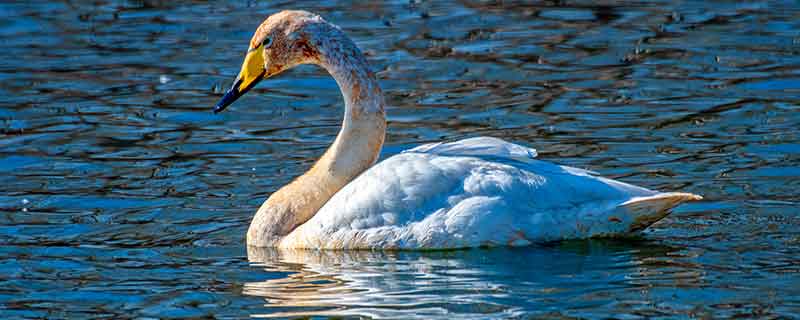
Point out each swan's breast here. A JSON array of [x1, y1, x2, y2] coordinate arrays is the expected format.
[[282, 155, 567, 248]]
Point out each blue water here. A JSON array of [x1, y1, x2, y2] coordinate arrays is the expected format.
[[1, 1, 799, 318]]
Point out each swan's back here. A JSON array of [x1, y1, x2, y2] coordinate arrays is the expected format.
[[279, 138, 699, 249]]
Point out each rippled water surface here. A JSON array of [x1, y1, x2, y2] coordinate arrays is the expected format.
[[2, 0, 799, 318]]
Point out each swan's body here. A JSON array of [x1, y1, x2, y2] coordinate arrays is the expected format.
[[214, 10, 701, 250]]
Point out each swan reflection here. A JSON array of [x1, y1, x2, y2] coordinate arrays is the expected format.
[[244, 242, 685, 319]]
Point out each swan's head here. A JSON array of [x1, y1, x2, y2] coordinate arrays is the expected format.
[[214, 10, 328, 113]]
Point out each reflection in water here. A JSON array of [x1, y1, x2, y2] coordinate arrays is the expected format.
[[245, 242, 696, 318], [1, 0, 800, 318]]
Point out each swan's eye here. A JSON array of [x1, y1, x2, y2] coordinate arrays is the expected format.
[[261, 37, 273, 48]]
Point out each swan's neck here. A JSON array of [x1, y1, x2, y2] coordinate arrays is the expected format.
[[247, 30, 386, 246]]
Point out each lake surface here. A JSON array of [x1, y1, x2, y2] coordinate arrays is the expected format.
[[1, 0, 799, 318]]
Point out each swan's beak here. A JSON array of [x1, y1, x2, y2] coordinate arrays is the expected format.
[[214, 47, 266, 113]]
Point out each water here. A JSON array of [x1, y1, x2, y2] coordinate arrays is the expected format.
[[1, 0, 799, 318]]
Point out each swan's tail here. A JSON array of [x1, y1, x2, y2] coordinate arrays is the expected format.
[[620, 192, 702, 232]]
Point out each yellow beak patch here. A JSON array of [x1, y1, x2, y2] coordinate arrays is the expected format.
[[236, 45, 265, 92]]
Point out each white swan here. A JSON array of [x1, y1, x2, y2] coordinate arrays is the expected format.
[[214, 10, 701, 249]]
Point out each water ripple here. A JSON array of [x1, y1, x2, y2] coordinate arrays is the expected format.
[[0, 0, 798, 318]]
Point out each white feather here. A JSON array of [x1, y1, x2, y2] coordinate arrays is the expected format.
[[404, 136, 538, 161]]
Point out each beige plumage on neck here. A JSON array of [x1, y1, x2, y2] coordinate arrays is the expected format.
[[214, 10, 385, 246]]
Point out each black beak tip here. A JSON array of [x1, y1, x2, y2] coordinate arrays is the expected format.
[[213, 86, 240, 114], [213, 73, 264, 114], [212, 103, 227, 114]]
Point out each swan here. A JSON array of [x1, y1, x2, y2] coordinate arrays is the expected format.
[[213, 10, 701, 249]]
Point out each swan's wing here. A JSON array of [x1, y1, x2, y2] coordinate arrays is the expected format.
[[281, 151, 697, 249], [403, 136, 538, 162], [406, 137, 603, 179]]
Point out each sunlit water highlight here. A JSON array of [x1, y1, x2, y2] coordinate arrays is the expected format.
[[1, 1, 799, 318]]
